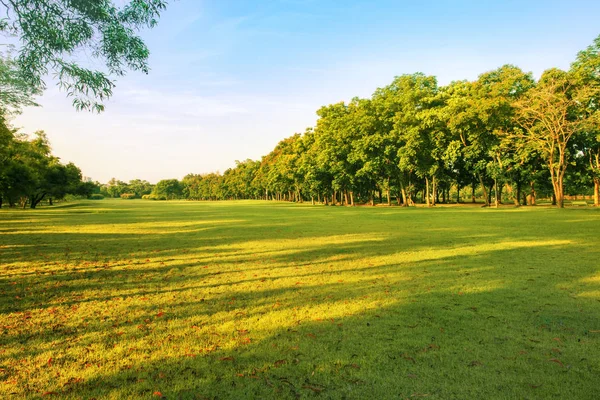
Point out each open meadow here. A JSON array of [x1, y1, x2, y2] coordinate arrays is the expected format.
[[1, 200, 599, 399]]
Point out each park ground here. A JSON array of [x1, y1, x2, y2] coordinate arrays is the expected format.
[[0, 200, 599, 399]]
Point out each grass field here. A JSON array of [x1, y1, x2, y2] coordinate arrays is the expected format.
[[1, 200, 599, 399]]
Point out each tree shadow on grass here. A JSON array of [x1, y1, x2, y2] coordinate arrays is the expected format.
[[2, 242, 599, 398], [0, 201, 599, 398]]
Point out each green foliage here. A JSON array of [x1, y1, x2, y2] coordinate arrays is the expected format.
[[153, 179, 182, 200], [89, 193, 104, 200], [0, 123, 86, 208], [0, 54, 40, 113], [120, 192, 136, 199], [1, 0, 168, 112]]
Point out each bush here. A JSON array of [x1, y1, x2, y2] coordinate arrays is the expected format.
[[89, 194, 104, 200], [142, 194, 166, 201], [120, 193, 136, 199]]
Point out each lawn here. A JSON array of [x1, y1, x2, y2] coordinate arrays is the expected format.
[[0, 200, 599, 399]]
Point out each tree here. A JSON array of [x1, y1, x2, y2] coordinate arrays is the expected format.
[[515, 69, 589, 208], [2, 0, 168, 112], [154, 179, 182, 200], [571, 34, 600, 206], [128, 179, 153, 198]]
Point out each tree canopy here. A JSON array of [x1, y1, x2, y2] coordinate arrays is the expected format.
[[1, 0, 168, 112]]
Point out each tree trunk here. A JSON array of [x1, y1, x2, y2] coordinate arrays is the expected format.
[[555, 173, 565, 208], [400, 183, 408, 207], [498, 183, 503, 204], [386, 178, 391, 206], [425, 176, 431, 207], [494, 179, 499, 208], [49, 197, 53, 206], [478, 174, 490, 207], [552, 192, 557, 206], [311, 196, 315, 205], [350, 191, 355, 206], [471, 182, 476, 203], [30, 193, 46, 209], [343, 191, 348, 206], [370, 191, 375, 206], [432, 176, 437, 206], [594, 178, 600, 207], [515, 182, 521, 206]]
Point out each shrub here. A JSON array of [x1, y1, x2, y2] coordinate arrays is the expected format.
[[89, 194, 104, 200], [143, 194, 167, 201], [120, 193, 136, 199]]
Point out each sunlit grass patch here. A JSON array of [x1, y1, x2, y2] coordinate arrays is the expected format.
[[0, 200, 599, 399]]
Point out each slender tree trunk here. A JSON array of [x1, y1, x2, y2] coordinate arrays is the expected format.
[[478, 174, 489, 207], [556, 171, 565, 208], [471, 182, 476, 203], [498, 183, 504, 204], [494, 179, 499, 208], [432, 176, 437, 206], [515, 182, 521, 206], [311, 196, 314, 205], [594, 178, 600, 207], [400, 183, 408, 207], [386, 177, 391, 206], [48, 197, 53, 206], [350, 191, 355, 206], [370, 191, 375, 206], [456, 183, 461, 204], [425, 177, 431, 207]]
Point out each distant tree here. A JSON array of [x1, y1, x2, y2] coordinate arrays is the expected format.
[[104, 178, 128, 198], [154, 179, 183, 200], [128, 179, 153, 198]]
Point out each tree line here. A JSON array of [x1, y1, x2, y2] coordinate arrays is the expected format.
[[132, 35, 600, 208]]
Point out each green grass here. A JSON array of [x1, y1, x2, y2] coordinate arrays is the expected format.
[[1, 200, 599, 399]]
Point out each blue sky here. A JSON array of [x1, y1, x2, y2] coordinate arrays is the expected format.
[[14, 0, 600, 183]]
